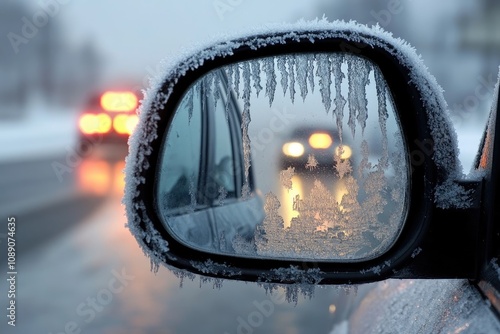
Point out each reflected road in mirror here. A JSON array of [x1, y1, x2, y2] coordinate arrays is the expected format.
[[156, 53, 410, 261]]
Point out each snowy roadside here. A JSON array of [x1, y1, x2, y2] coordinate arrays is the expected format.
[[0, 103, 81, 216], [0, 104, 78, 163]]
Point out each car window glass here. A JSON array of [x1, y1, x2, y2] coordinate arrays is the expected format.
[[157, 86, 202, 213], [211, 80, 237, 201]]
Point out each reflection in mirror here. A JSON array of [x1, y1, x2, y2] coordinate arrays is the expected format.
[[156, 53, 409, 261]]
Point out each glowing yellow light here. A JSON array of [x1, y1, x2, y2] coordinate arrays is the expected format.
[[309, 133, 332, 149], [282, 142, 304, 157], [96, 113, 112, 134], [79, 113, 97, 134], [113, 114, 127, 134], [114, 114, 139, 135], [329, 304, 337, 314], [100, 91, 138, 112], [335, 145, 352, 159]]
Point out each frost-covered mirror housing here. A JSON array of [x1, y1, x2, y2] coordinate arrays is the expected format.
[[125, 21, 486, 284]]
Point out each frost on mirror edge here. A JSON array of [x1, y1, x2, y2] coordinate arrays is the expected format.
[[156, 52, 410, 262]]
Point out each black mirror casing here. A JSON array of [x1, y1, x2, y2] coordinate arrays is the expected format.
[[124, 22, 488, 285], [475, 77, 500, 313]]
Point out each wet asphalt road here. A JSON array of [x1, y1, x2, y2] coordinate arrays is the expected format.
[[0, 147, 365, 334]]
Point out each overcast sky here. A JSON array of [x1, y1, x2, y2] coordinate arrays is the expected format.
[[19, 1, 474, 84], [57, 1, 322, 80]]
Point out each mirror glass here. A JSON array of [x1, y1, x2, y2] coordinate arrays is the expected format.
[[156, 52, 409, 261]]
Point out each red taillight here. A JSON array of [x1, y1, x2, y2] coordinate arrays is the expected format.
[[100, 91, 138, 112], [79, 113, 112, 134]]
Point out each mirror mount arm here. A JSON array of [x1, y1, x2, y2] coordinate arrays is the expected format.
[[392, 180, 483, 280]]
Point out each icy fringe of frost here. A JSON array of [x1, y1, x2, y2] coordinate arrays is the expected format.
[[434, 180, 474, 209], [258, 266, 324, 304], [124, 18, 463, 291]]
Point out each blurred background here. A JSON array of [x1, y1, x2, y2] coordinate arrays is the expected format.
[[0, 0, 499, 333]]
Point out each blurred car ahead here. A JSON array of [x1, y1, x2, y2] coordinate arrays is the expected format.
[[78, 90, 139, 146], [281, 126, 353, 171]]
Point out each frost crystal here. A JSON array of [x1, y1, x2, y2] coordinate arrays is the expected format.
[[287, 55, 296, 103], [233, 63, 241, 99], [185, 88, 194, 123], [305, 154, 319, 170], [241, 61, 252, 198], [316, 54, 332, 113], [434, 180, 473, 209], [347, 55, 370, 137], [297, 55, 309, 101], [279, 167, 295, 191], [213, 73, 221, 109], [216, 186, 227, 206], [251, 60, 263, 97], [260, 266, 324, 304], [332, 54, 346, 142], [190, 259, 242, 286], [334, 148, 352, 179], [358, 140, 372, 178], [307, 56, 315, 94], [375, 67, 389, 169], [263, 57, 276, 106], [277, 56, 288, 96]]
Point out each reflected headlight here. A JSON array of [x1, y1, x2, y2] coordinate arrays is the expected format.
[[335, 145, 352, 159], [309, 133, 332, 149], [282, 142, 304, 157]]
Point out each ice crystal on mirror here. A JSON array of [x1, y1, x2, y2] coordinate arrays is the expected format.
[[250, 60, 262, 97], [316, 54, 332, 113], [213, 73, 221, 109], [277, 56, 288, 97], [305, 154, 318, 170], [297, 55, 309, 101], [307, 56, 315, 94], [280, 167, 295, 191], [216, 186, 227, 206], [233, 63, 241, 99], [332, 54, 346, 142], [287, 55, 296, 103], [261, 57, 276, 108], [347, 55, 371, 137], [156, 52, 409, 262]]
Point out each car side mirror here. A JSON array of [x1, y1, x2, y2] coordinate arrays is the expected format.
[[124, 21, 497, 285]]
